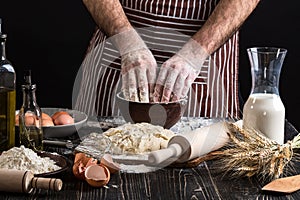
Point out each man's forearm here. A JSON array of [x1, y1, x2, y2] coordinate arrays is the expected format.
[[193, 0, 261, 54], [82, 0, 132, 36]]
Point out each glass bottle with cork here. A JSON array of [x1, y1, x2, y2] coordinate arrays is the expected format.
[[0, 18, 16, 151], [18, 70, 43, 151]]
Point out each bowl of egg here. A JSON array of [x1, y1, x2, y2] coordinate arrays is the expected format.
[[15, 108, 88, 138]]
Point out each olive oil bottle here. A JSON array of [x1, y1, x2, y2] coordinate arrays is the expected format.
[[19, 70, 43, 151], [0, 18, 16, 151]]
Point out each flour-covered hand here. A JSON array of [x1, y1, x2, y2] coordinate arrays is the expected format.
[[153, 39, 208, 102], [121, 48, 157, 102], [112, 29, 157, 102]]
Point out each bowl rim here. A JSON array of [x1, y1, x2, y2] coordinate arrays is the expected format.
[[34, 151, 69, 177], [116, 92, 187, 105]]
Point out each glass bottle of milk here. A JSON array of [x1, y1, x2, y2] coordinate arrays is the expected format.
[[242, 47, 287, 144]]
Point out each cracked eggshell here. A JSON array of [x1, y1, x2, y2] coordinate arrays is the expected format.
[[73, 161, 86, 181], [85, 164, 110, 187], [101, 154, 121, 174], [73, 153, 98, 180]]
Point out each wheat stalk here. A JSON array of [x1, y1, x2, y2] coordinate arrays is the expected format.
[[211, 122, 300, 182]]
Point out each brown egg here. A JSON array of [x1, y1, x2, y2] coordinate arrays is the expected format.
[[16, 112, 52, 126], [54, 114, 74, 125], [84, 164, 110, 187], [42, 119, 54, 127], [21, 113, 35, 126], [52, 111, 74, 125], [42, 112, 52, 121], [51, 111, 69, 121], [15, 113, 19, 126], [15, 113, 35, 126], [100, 154, 120, 174]]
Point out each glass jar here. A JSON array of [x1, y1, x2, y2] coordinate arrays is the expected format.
[[242, 47, 287, 144]]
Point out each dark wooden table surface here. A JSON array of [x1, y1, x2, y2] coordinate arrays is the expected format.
[[1, 118, 300, 200]]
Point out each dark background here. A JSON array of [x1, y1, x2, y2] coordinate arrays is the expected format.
[[1, 1, 299, 130]]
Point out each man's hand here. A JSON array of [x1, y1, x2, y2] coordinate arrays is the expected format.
[[112, 29, 157, 102], [153, 39, 208, 102], [121, 48, 157, 102]]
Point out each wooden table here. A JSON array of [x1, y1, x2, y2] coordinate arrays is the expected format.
[[1, 118, 300, 200]]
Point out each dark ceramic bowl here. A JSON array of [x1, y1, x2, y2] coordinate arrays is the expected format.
[[116, 92, 187, 129], [35, 151, 69, 177]]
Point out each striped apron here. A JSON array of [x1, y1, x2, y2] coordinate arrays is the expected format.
[[74, 0, 240, 119]]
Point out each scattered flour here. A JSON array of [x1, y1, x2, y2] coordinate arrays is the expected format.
[[0, 145, 61, 174], [119, 163, 161, 173]]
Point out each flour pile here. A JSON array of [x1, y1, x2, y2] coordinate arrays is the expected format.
[[0, 145, 61, 174]]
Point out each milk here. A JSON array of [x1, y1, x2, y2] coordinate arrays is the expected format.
[[242, 93, 285, 144]]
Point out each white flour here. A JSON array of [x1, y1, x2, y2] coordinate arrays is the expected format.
[[0, 145, 61, 174], [102, 122, 175, 154]]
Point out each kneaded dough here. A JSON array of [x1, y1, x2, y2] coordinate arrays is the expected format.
[[103, 122, 175, 154]]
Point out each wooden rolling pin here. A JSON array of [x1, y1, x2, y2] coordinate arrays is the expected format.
[[0, 169, 63, 193], [148, 121, 242, 165]]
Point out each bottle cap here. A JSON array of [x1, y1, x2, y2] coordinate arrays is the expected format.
[[0, 18, 6, 39], [22, 69, 37, 90], [0, 18, 5, 39], [24, 69, 32, 85]]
